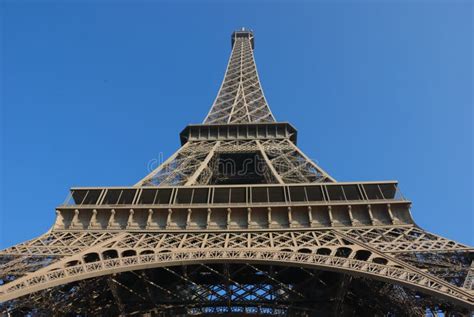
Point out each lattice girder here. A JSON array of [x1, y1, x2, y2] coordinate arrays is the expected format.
[[4, 264, 447, 316], [136, 139, 335, 186], [204, 31, 275, 124], [1, 228, 472, 309]]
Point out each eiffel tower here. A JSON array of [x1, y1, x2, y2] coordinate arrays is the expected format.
[[1, 29, 473, 316]]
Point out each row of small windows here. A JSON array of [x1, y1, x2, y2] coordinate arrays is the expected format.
[[68, 183, 402, 206]]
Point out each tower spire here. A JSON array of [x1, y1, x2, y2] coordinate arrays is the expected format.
[[204, 29, 275, 124]]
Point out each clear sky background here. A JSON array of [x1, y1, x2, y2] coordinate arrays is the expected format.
[[1, 1, 472, 248]]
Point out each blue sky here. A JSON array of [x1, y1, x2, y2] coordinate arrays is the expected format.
[[1, 1, 472, 248]]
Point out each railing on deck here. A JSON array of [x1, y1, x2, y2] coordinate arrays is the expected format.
[[61, 182, 407, 208]]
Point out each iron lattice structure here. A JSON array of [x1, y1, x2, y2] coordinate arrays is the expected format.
[[1, 30, 473, 316]]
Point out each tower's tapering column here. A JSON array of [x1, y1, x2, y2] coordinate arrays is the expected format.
[[204, 29, 275, 124]]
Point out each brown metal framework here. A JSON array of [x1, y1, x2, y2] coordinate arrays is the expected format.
[[1, 29, 473, 316]]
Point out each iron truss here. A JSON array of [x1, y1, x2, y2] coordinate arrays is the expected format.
[[1, 29, 473, 315], [204, 30, 275, 124], [135, 139, 334, 186], [1, 226, 473, 314], [2, 264, 464, 316]]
